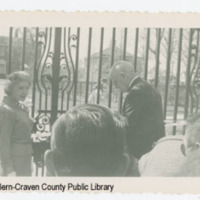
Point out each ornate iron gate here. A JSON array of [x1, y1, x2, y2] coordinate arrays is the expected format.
[[31, 28, 79, 175], [3, 27, 200, 176]]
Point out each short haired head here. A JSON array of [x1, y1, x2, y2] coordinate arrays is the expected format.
[[110, 60, 136, 92], [181, 113, 200, 156], [45, 104, 129, 176], [4, 71, 31, 96]]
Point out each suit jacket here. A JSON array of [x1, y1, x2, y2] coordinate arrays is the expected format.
[[122, 77, 165, 158]]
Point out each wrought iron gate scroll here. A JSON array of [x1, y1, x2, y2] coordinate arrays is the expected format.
[[31, 27, 79, 175]]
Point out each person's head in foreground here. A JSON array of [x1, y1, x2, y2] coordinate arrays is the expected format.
[[4, 71, 31, 102], [181, 114, 200, 157], [177, 113, 200, 176], [110, 60, 137, 92], [45, 104, 139, 176], [138, 135, 185, 177]]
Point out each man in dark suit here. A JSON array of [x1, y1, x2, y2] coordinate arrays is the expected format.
[[110, 60, 165, 159]]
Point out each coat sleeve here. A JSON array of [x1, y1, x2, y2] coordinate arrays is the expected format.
[[123, 89, 150, 158], [0, 106, 15, 175], [123, 89, 145, 126]]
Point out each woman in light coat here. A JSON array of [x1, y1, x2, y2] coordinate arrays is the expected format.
[[0, 71, 34, 176]]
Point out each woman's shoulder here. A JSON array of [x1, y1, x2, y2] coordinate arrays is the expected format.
[[0, 102, 14, 112], [0, 104, 16, 119]]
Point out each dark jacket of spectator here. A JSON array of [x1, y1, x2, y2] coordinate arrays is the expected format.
[[122, 77, 165, 158]]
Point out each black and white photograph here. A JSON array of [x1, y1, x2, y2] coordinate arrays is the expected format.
[[0, 20, 200, 178]]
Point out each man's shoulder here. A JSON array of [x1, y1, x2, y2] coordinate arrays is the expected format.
[[128, 78, 159, 97], [127, 79, 150, 97], [129, 77, 150, 90]]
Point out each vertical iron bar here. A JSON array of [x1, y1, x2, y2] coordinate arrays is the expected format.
[[108, 28, 116, 108], [41, 28, 51, 112], [31, 28, 39, 118], [80, 82, 82, 103], [42, 165, 44, 176], [35, 165, 38, 176], [51, 28, 62, 125], [97, 28, 104, 104], [163, 29, 172, 119], [67, 93, 70, 110], [196, 32, 200, 113], [183, 29, 194, 134], [61, 92, 64, 111], [144, 28, 150, 80], [184, 29, 193, 120], [190, 31, 200, 114], [39, 94, 42, 110], [118, 28, 127, 112], [21, 27, 26, 71], [63, 27, 71, 111], [8, 27, 13, 74], [173, 29, 183, 135], [189, 29, 199, 114], [39, 28, 48, 112], [44, 87, 48, 111], [134, 28, 139, 72], [154, 28, 161, 88], [123, 28, 127, 60], [44, 28, 52, 113], [85, 27, 92, 104], [73, 28, 80, 106]]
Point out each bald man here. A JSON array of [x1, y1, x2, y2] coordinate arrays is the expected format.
[[110, 61, 165, 159]]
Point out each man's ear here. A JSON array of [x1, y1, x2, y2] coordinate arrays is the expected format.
[[44, 149, 57, 176]]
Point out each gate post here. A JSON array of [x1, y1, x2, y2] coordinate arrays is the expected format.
[[51, 28, 62, 125]]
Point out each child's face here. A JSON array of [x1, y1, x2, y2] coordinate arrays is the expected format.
[[11, 80, 30, 101]]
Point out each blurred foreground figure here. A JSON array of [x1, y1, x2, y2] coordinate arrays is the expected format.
[[45, 104, 139, 176], [110, 60, 165, 158], [178, 114, 200, 176], [139, 136, 185, 176]]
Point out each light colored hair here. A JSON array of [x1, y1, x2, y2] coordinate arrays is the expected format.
[[4, 71, 31, 96], [185, 113, 200, 147]]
